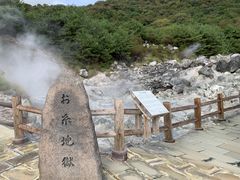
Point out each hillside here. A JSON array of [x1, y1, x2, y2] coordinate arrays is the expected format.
[[2, 0, 240, 69]]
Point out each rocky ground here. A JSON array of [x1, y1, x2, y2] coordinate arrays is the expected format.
[[0, 53, 240, 152], [83, 53, 240, 151], [85, 54, 239, 123], [84, 53, 240, 108]]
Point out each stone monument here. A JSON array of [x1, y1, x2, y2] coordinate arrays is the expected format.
[[39, 81, 103, 180]]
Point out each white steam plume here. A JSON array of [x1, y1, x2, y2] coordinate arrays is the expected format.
[[181, 43, 201, 58], [0, 34, 62, 103]]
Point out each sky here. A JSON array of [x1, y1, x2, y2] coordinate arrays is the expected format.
[[22, 0, 100, 6]]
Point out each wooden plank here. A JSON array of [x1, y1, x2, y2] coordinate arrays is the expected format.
[[0, 101, 12, 108], [17, 105, 42, 115], [124, 129, 143, 136], [135, 113, 142, 137], [19, 124, 118, 138], [201, 111, 219, 119], [152, 116, 160, 135], [143, 115, 151, 140], [96, 131, 116, 138], [224, 95, 240, 101], [159, 126, 166, 132], [114, 99, 125, 151], [91, 109, 115, 116], [172, 119, 194, 128], [18, 124, 41, 134], [135, 114, 142, 130], [171, 105, 196, 112], [124, 109, 141, 115], [201, 99, 218, 107], [224, 104, 240, 112]]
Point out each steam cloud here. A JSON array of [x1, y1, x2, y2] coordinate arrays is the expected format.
[[181, 43, 201, 58], [0, 3, 63, 104], [0, 34, 62, 103]]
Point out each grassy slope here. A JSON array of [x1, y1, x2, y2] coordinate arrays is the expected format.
[[16, 0, 240, 69], [88, 0, 240, 27]]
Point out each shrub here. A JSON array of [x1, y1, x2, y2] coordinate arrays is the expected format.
[[142, 24, 233, 57]]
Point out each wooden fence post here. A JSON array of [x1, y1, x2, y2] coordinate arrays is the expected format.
[[12, 96, 28, 144], [152, 116, 160, 135], [194, 98, 203, 130], [112, 99, 127, 161], [135, 114, 142, 137], [217, 93, 225, 121], [163, 102, 175, 143], [143, 115, 151, 141]]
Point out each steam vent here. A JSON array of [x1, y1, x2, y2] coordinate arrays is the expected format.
[[0, 0, 240, 179]]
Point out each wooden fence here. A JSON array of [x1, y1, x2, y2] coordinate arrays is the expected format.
[[0, 92, 240, 159]]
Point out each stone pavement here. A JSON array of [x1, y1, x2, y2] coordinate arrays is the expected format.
[[0, 115, 240, 179]]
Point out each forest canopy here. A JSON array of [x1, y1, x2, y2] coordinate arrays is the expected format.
[[1, 0, 240, 69]]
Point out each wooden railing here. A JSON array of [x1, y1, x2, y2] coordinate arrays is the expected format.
[[0, 92, 240, 159]]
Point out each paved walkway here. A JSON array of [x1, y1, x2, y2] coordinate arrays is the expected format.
[[0, 114, 240, 179]]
